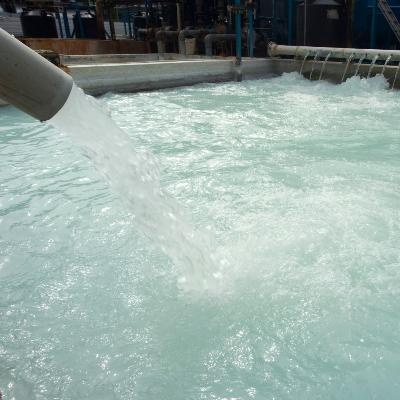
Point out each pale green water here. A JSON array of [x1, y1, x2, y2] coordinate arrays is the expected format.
[[1, 73, 400, 399]]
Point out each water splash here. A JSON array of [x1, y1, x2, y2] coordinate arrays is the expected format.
[[49, 85, 219, 291], [2, 75, 400, 400], [354, 54, 366, 77], [341, 53, 354, 83], [318, 52, 331, 81], [392, 60, 400, 89], [367, 55, 379, 79], [309, 52, 320, 80], [381, 54, 392, 76], [299, 51, 310, 76]]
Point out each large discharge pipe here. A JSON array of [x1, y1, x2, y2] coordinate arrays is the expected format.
[[268, 42, 400, 62], [0, 28, 73, 121]]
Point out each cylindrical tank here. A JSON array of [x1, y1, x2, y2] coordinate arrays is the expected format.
[[73, 12, 98, 39], [296, 0, 346, 47], [20, 10, 58, 38]]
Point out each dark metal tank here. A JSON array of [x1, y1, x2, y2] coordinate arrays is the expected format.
[[20, 10, 58, 38], [73, 12, 98, 39], [296, 0, 346, 46]]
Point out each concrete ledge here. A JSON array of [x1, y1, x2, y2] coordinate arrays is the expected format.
[[3, 55, 398, 108], [67, 59, 235, 95], [65, 57, 271, 96]]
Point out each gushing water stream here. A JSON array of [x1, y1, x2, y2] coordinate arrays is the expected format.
[[354, 54, 366, 77], [309, 52, 320, 80], [318, 52, 331, 81], [299, 51, 310, 75], [392, 60, 400, 89], [341, 53, 354, 82], [367, 55, 379, 79], [381, 55, 392, 76], [49, 85, 219, 291]]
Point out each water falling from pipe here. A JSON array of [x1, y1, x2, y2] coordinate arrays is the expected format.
[[381, 54, 392, 76], [392, 61, 400, 89], [299, 51, 310, 76], [309, 51, 320, 80], [341, 53, 354, 83], [354, 54, 366, 77], [367, 55, 379, 79], [318, 52, 331, 81], [49, 85, 219, 291]]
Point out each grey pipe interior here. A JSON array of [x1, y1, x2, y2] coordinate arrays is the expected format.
[[0, 28, 73, 121]]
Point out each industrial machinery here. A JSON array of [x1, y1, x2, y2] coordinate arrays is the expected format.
[[2, 0, 400, 57]]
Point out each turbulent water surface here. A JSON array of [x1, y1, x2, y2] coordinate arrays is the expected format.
[[1, 74, 400, 399]]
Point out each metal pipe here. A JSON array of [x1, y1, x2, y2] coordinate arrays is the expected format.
[[247, 3, 254, 58], [63, 7, 71, 38], [235, 0, 242, 63], [178, 29, 213, 55], [156, 30, 179, 53], [204, 33, 235, 56], [0, 28, 73, 121], [303, 0, 307, 45], [371, 0, 378, 48], [288, 0, 293, 45], [176, 2, 182, 31], [267, 42, 400, 61]]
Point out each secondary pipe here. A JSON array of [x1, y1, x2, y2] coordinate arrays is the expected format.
[[235, 0, 242, 64], [178, 29, 213, 55], [247, 0, 254, 58], [267, 42, 400, 62], [204, 33, 235, 56], [0, 28, 73, 121], [156, 29, 179, 53], [176, 2, 182, 31]]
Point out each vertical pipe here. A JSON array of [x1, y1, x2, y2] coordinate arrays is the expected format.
[[145, 0, 150, 27], [56, 11, 64, 38], [288, 0, 292, 45], [96, 0, 106, 39], [128, 11, 133, 38], [177, 2, 182, 30], [108, 7, 116, 40], [123, 8, 128, 36], [346, 0, 354, 47], [370, 0, 377, 48], [235, 0, 242, 63], [62, 8, 71, 38], [76, 9, 85, 38], [272, 0, 276, 41], [303, 0, 307, 45], [247, 3, 254, 57]]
